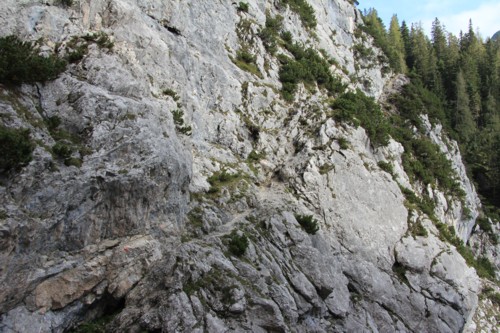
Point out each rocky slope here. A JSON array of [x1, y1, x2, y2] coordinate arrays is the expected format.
[[0, 0, 496, 332]]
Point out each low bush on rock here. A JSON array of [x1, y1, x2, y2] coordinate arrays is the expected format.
[[279, 42, 344, 101], [56, 0, 73, 7], [228, 231, 249, 256], [237, 2, 249, 12], [330, 90, 390, 147], [259, 14, 284, 54], [0, 36, 66, 84], [295, 214, 319, 234], [279, 0, 317, 29], [0, 125, 34, 173]]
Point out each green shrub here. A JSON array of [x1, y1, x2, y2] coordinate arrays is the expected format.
[[400, 187, 436, 218], [68, 314, 114, 333], [476, 217, 492, 233], [171, 109, 192, 135], [66, 44, 88, 63], [0, 125, 34, 173], [187, 207, 204, 229], [56, 0, 73, 7], [82, 32, 114, 49], [172, 109, 184, 126], [435, 220, 496, 280], [392, 78, 447, 129], [236, 49, 255, 64], [378, 161, 394, 175], [241, 116, 260, 141], [279, 42, 344, 101], [295, 214, 319, 234], [45, 116, 61, 132], [401, 137, 462, 197], [163, 88, 180, 101], [0, 36, 66, 84], [483, 205, 500, 224], [52, 141, 73, 159], [475, 256, 496, 280], [207, 169, 241, 194], [228, 231, 249, 256], [482, 288, 500, 306], [233, 49, 262, 77], [64, 32, 113, 64], [319, 163, 334, 175], [491, 292, 500, 306], [232, 48, 263, 78], [280, 31, 293, 44], [237, 2, 249, 12], [259, 14, 283, 54], [392, 261, 409, 285], [279, 0, 317, 29], [247, 150, 265, 162], [476, 214, 498, 244], [330, 90, 390, 147], [208, 170, 237, 184], [64, 157, 83, 168], [387, 80, 463, 199], [338, 137, 350, 150], [353, 43, 375, 59], [409, 220, 428, 238]]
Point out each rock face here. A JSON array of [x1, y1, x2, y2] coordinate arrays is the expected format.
[[420, 115, 481, 241], [0, 0, 490, 332]]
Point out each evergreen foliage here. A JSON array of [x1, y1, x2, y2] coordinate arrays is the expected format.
[[392, 77, 447, 128], [388, 15, 407, 73], [237, 2, 249, 12], [355, 11, 500, 209], [52, 142, 73, 159], [389, 80, 464, 197], [233, 49, 262, 77], [402, 137, 462, 195], [454, 70, 476, 142], [378, 161, 394, 175], [0, 125, 34, 173], [330, 90, 390, 147], [227, 231, 249, 256], [360, 12, 500, 279], [360, 9, 400, 72], [279, 0, 317, 29], [259, 14, 283, 54], [207, 169, 241, 194], [279, 41, 344, 100], [294, 214, 319, 234], [55, 0, 73, 7], [0, 36, 67, 84]]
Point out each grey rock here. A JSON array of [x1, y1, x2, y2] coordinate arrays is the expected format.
[[0, 0, 489, 332]]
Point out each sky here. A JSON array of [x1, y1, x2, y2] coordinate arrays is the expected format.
[[362, 0, 500, 39]]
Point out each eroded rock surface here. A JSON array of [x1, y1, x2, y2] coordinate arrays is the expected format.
[[0, 0, 491, 332]]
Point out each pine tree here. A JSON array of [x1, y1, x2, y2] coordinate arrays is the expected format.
[[442, 33, 460, 102], [431, 18, 447, 60], [481, 91, 500, 129], [480, 38, 500, 110], [388, 15, 407, 73], [361, 9, 404, 73], [459, 23, 485, 123], [492, 134, 500, 205], [400, 21, 412, 68], [408, 24, 439, 90], [454, 70, 476, 142]]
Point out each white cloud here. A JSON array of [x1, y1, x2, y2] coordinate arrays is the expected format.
[[420, 1, 500, 38]]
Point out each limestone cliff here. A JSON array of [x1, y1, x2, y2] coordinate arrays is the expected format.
[[0, 0, 496, 332]]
